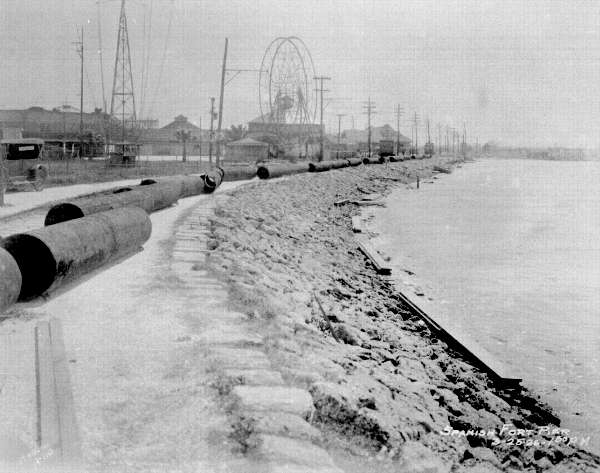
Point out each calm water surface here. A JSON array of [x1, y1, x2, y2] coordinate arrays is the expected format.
[[372, 158, 600, 453]]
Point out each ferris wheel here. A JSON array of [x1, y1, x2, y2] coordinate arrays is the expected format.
[[258, 37, 317, 136]]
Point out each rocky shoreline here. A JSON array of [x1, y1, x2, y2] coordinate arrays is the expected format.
[[206, 156, 600, 472]]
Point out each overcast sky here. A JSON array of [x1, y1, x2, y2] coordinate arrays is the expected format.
[[1, 0, 600, 147]]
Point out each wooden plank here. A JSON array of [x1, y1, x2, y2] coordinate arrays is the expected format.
[[49, 318, 82, 464], [351, 216, 363, 233], [35, 321, 60, 460], [394, 291, 522, 386], [358, 193, 383, 201], [356, 236, 391, 275], [35, 319, 83, 467]]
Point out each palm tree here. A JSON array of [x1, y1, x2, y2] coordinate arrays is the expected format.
[[175, 129, 192, 162], [225, 124, 247, 142]]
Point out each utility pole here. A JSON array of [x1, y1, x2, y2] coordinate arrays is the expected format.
[[395, 104, 403, 155], [0, 141, 6, 206], [209, 97, 215, 166], [445, 126, 450, 153], [413, 112, 419, 154], [336, 113, 345, 159], [314, 75, 331, 161], [362, 98, 376, 157], [74, 27, 84, 158], [216, 37, 228, 167], [463, 122, 467, 155], [198, 116, 202, 162], [453, 129, 458, 154], [437, 123, 442, 155]]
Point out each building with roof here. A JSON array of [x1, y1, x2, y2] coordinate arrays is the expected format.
[[245, 113, 324, 159], [341, 124, 411, 147], [225, 137, 269, 163], [0, 106, 115, 140], [139, 114, 209, 156]]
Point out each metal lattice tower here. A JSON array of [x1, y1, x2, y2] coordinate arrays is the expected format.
[[110, 0, 137, 141]]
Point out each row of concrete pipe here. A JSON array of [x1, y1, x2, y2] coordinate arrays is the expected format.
[[0, 155, 421, 310], [0, 169, 225, 312], [256, 154, 423, 179]]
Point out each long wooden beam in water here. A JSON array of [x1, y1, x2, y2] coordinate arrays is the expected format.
[[395, 289, 522, 386]]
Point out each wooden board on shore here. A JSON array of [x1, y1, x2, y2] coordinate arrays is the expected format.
[[356, 236, 391, 275], [35, 318, 82, 466], [394, 290, 522, 386]]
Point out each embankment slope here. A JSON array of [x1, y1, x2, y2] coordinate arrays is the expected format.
[[206, 157, 600, 472]]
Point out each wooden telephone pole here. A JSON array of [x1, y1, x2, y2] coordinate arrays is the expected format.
[[0, 142, 6, 206], [74, 27, 84, 157], [216, 38, 228, 167], [336, 113, 345, 159], [395, 104, 403, 155], [362, 98, 376, 157], [314, 76, 331, 161], [413, 112, 419, 154], [209, 97, 215, 166]]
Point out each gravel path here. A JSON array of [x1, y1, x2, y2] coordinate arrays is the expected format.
[[0, 181, 276, 472]]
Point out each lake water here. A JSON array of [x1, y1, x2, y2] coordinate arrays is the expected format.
[[371, 158, 600, 453]]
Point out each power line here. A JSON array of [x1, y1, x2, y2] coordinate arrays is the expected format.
[[96, 0, 107, 113], [146, 0, 174, 120]]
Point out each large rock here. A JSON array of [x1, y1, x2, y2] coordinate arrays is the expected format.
[[399, 441, 451, 473], [232, 386, 314, 417], [309, 381, 401, 444], [255, 435, 335, 468]]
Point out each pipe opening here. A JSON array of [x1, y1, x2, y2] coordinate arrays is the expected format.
[[2, 234, 56, 300], [203, 175, 217, 190], [256, 166, 270, 179], [44, 203, 85, 226], [112, 187, 133, 194]]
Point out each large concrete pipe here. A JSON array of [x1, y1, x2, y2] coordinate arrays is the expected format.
[[362, 157, 381, 165], [309, 161, 332, 172], [202, 167, 224, 193], [140, 175, 205, 198], [330, 159, 349, 169], [309, 160, 349, 172], [389, 155, 402, 162], [3, 207, 152, 301], [0, 247, 22, 312], [256, 162, 309, 179], [347, 157, 363, 166], [221, 166, 257, 182], [44, 185, 178, 226]]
